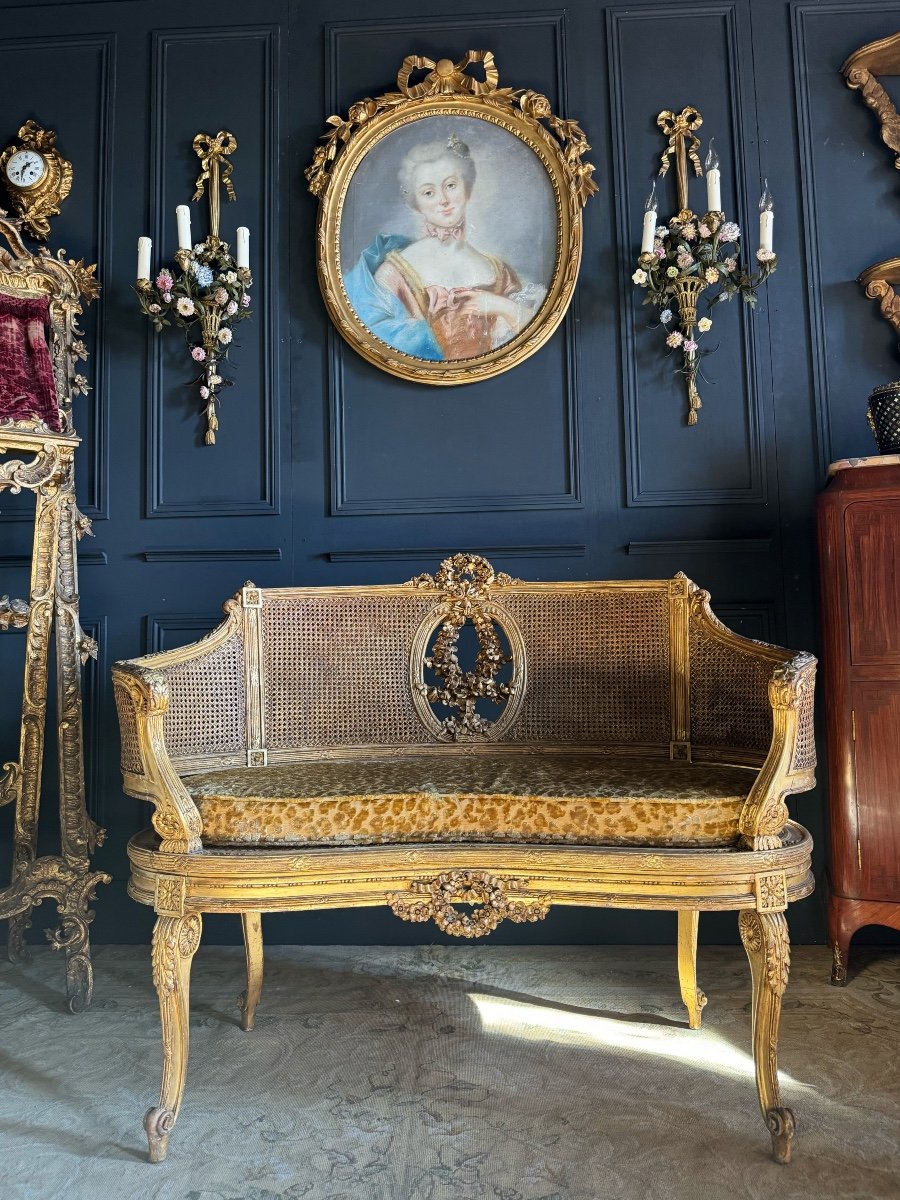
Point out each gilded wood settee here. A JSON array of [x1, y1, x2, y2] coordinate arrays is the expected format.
[[112, 555, 817, 1164]]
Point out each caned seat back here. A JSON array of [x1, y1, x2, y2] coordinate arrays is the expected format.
[[115, 557, 808, 779]]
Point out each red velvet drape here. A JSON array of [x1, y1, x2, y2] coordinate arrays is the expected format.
[[0, 293, 61, 433]]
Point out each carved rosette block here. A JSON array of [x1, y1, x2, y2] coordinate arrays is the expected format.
[[388, 869, 550, 938]]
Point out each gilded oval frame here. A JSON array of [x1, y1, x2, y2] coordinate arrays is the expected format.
[[306, 52, 597, 386]]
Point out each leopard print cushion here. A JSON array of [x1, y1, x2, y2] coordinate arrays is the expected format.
[[184, 754, 755, 849]]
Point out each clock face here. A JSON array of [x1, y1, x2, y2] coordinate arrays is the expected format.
[[6, 149, 47, 189]]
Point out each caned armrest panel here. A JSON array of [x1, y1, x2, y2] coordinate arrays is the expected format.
[[686, 582, 816, 768], [113, 598, 246, 777]]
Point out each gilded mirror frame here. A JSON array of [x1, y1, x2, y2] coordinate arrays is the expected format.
[[306, 51, 597, 385]]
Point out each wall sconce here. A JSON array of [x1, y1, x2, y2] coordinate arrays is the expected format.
[[631, 106, 776, 425], [135, 131, 253, 445]]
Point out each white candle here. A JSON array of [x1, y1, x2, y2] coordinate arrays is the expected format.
[[758, 180, 774, 253], [640, 182, 658, 254], [137, 236, 152, 281], [705, 139, 721, 212], [236, 226, 250, 269], [176, 204, 192, 251], [759, 210, 774, 253]]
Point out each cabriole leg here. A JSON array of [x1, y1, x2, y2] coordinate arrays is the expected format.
[[238, 911, 264, 1032], [739, 910, 795, 1164], [677, 909, 707, 1029], [145, 913, 202, 1163]]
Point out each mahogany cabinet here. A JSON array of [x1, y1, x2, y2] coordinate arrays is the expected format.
[[817, 458, 900, 984]]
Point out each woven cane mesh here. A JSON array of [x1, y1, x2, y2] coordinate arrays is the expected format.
[[114, 681, 143, 775], [262, 594, 437, 750], [689, 619, 772, 752], [162, 633, 246, 759], [499, 589, 671, 746], [791, 682, 816, 772]]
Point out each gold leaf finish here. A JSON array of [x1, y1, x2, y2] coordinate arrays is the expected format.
[[387, 869, 550, 938], [843, 33, 900, 168], [0, 217, 107, 1012], [306, 52, 596, 385], [0, 121, 74, 239], [112, 556, 818, 1163]]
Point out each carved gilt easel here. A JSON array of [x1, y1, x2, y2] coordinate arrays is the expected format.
[[0, 213, 110, 1012]]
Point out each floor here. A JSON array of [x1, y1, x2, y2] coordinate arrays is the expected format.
[[1, 943, 898, 1200]]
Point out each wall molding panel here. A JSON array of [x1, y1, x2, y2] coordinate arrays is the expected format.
[[626, 538, 772, 555], [0, 0, 859, 948], [141, 547, 282, 562], [145, 614, 221, 654], [790, 0, 900, 476], [327, 543, 586, 563], [607, 3, 766, 507], [146, 25, 280, 518], [713, 602, 775, 643], [325, 12, 582, 517], [80, 616, 106, 825], [0, 32, 114, 523]]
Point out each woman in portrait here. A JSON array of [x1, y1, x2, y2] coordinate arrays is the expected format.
[[343, 134, 546, 360]]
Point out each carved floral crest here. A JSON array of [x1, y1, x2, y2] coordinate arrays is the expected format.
[[407, 555, 524, 740]]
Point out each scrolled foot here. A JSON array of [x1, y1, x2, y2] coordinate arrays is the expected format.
[[766, 1106, 796, 1164], [687, 988, 708, 1030], [144, 1106, 175, 1163], [237, 990, 254, 1032], [64, 951, 93, 1014], [830, 942, 848, 987]]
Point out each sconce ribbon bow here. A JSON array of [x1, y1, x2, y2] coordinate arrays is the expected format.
[[657, 107, 704, 180], [192, 131, 238, 203]]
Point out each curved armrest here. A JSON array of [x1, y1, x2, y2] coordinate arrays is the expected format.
[[738, 653, 817, 850], [113, 662, 203, 853]]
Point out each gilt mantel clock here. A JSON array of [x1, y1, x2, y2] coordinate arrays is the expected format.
[[0, 120, 73, 239]]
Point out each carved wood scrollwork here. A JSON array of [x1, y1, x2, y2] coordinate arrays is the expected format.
[[843, 35, 900, 345], [387, 869, 550, 938], [407, 555, 526, 741], [843, 33, 900, 169]]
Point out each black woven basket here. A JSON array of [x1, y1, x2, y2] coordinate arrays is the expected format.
[[867, 381, 900, 454]]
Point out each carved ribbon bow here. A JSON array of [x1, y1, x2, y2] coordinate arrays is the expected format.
[[657, 107, 704, 180], [191, 131, 238, 203], [396, 50, 499, 98]]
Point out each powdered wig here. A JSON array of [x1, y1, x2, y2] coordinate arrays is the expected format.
[[398, 134, 476, 209]]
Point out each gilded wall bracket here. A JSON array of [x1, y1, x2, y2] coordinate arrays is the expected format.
[[843, 33, 900, 169]]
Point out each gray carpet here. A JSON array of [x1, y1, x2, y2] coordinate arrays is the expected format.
[[1, 944, 898, 1200]]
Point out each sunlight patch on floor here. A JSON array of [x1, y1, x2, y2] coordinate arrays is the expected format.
[[470, 992, 811, 1089]]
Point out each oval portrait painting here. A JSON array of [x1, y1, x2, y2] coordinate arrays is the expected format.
[[308, 52, 596, 384], [339, 115, 557, 365]]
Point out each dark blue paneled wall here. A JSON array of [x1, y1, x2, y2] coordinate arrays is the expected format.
[[1, 0, 897, 945]]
